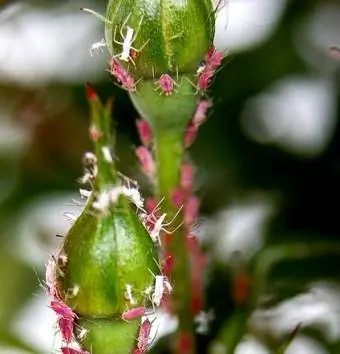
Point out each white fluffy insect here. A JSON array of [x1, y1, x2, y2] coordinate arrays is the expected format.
[[101, 146, 113, 163], [112, 13, 148, 65], [124, 284, 137, 305], [90, 38, 106, 57]]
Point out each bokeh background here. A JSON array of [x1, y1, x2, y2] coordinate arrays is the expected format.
[[1, 0, 340, 353]]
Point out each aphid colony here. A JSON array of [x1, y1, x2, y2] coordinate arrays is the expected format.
[[46, 149, 174, 353], [83, 8, 223, 94]]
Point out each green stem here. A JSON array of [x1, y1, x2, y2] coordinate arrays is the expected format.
[[154, 129, 195, 353]]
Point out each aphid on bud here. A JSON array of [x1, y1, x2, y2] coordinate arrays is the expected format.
[[124, 284, 137, 305], [137, 319, 152, 352], [61, 348, 89, 354], [50, 300, 76, 321], [77, 327, 88, 341], [110, 58, 137, 91], [205, 46, 223, 70], [90, 38, 106, 57], [58, 317, 74, 342], [113, 14, 148, 65], [121, 306, 146, 321], [155, 74, 175, 96], [148, 271, 173, 308]]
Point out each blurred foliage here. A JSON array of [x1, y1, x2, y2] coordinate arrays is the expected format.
[[1, 0, 340, 353]]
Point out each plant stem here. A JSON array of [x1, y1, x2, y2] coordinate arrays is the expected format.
[[154, 128, 196, 353]]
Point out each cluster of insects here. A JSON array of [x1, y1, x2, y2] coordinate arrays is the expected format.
[[46, 251, 89, 354]]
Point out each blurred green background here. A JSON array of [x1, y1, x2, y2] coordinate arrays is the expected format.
[[1, 0, 340, 353]]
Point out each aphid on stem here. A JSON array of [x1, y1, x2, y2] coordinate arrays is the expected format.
[[61, 348, 89, 354], [136, 318, 152, 352], [50, 300, 76, 321]]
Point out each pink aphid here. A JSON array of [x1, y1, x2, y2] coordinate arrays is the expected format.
[[121, 306, 146, 321], [50, 300, 75, 321], [58, 317, 74, 342], [197, 69, 214, 90], [135, 146, 155, 177], [136, 119, 152, 146], [137, 319, 152, 352], [171, 188, 184, 208], [110, 58, 135, 92], [157, 74, 174, 96], [192, 100, 212, 128], [61, 348, 89, 354], [184, 123, 198, 148], [184, 196, 200, 227], [181, 164, 194, 192], [205, 46, 223, 70]]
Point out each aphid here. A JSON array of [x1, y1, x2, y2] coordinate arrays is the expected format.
[[90, 38, 106, 57], [197, 69, 214, 90], [192, 99, 212, 128], [135, 146, 155, 177], [124, 284, 137, 305], [113, 14, 148, 65], [137, 319, 152, 352], [121, 306, 146, 321], [194, 310, 214, 334], [136, 120, 152, 146], [50, 300, 76, 321], [58, 317, 74, 342], [121, 186, 144, 210], [101, 146, 113, 163], [180, 164, 194, 192], [156, 74, 175, 96], [63, 212, 76, 224], [110, 58, 137, 91], [205, 46, 223, 70], [148, 270, 173, 308], [77, 327, 88, 341], [61, 348, 89, 354], [45, 258, 58, 298], [184, 196, 200, 227], [184, 123, 198, 148], [79, 188, 92, 199]]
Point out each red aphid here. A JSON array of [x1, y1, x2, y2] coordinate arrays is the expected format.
[[184, 123, 198, 148], [137, 319, 152, 352], [192, 99, 212, 128], [157, 74, 174, 96], [135, 146, 155, 177], [136, 120, 152, 146], [50, 300, 75, 321], [129, 48, 140, 61], [61, 348, 89, 354], [121, 306, 146, 321], [58, 317, 74, 342]]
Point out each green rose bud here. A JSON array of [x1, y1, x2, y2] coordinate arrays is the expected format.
[[105, 0, 215, 78], [55, 86, 157, 353]]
